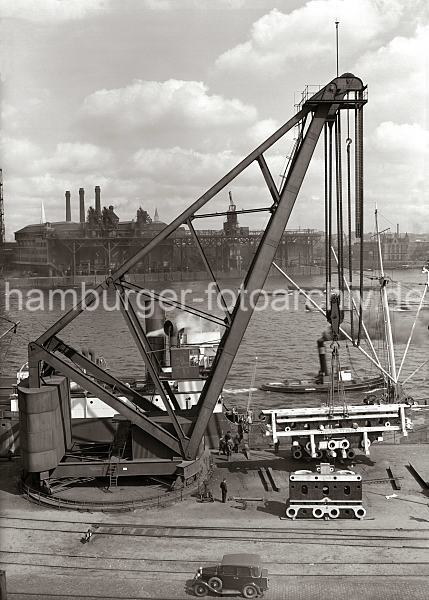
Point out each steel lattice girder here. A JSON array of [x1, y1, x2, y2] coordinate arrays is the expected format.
[[29, 74, 366, 460]]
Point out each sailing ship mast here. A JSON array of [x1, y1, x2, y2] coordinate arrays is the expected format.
[[374, 208, 397, 396]]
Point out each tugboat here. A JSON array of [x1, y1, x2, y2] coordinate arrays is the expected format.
[[261, 338, 384, 394]]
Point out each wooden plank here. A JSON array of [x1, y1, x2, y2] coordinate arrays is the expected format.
[[258, 468, 269, 491], [409, 461, 429, 488], [386, 466, 402, 490], [265, 467, 280, 492]]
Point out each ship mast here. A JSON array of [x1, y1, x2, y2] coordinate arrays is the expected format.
[[375, 208, 397, 389]]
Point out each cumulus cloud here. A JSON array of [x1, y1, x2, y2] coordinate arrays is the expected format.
[[2, 1, 428, 239], [133, 146, 254, 187], [141, 0, 247, 8], [38, 142, 113, 174], [1, 138, 112, 175], [79, 79, 257, 139], [355, 24, 428, 125], [0, 136, 41, 175], [370, 122, 429, 163], [0, 0, 108, 22], [215, 0, 424, 76]]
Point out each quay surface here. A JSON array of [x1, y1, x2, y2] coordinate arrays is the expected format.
[[0, 443, 428, 599]]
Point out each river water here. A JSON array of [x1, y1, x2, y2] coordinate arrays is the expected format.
[[1, 269, 429, 412]]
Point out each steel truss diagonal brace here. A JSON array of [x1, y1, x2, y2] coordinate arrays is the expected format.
[[186, 103, 332, 458], [116, 286, 187, 447], [120, 280, 227, 329], [49, 336, 155, 411], [256, 155, 280, 204], [186, 219, 231, 325], [28, 342, 182, 455]]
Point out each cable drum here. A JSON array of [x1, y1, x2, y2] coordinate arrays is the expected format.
[[312, 507, 324, 519], [340, 439, 350, 449], [327, 440, 337, 450], [292, 449, 303, 459]]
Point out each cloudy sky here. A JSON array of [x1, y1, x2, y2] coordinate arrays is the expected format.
[[0, 0, 428, 239]]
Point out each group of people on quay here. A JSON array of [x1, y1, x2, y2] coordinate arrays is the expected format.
[[218, 429, 250, 460]]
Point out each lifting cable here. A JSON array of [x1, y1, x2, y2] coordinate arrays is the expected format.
[[326, 122, 334, 308], [324, 123, 329, 304], [355, 91, 364, 345], [328, 341, 348, 416], [346, 100, 354, 342], [335, 112, 344, 298]]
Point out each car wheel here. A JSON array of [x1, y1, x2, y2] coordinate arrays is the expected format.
[[242, 584, 258, 598], [193, 582, 207, 597], [208, 576, 222, 591]]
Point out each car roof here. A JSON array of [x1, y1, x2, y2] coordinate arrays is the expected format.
[[221, 554, 262, 567]]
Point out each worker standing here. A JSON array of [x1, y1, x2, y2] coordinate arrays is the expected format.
[[220, 478, 228, 503], [242, 442, 250, 460]]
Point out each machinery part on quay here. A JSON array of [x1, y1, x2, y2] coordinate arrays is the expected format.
[[329, 506, 340, 519], [263, 403, 412, 461], [286, 503, 366, 520], [287, 462, 365, 519]]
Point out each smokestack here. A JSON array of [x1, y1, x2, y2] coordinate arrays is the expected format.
[[95, 186, 101, 215], [79, 188, 85, 223], [65, 190, 71, 222], [397, 223, 399, 236]]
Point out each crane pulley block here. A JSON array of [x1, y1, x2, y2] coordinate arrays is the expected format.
[[326, 293, 344, 339]]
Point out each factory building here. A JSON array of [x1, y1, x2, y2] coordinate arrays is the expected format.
[[10, 187, 320, 277]]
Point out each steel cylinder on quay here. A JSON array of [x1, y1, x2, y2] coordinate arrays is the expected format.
[[18, 377, 71, 473]]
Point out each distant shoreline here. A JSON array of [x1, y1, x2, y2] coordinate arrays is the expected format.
[[0, 265, 325, 289]]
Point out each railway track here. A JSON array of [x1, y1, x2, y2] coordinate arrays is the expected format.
[[2, 515, 429, 599]]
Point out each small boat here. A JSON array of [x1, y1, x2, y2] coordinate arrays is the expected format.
[[260, 373, 385, 394], [261, 336, 385, 394]]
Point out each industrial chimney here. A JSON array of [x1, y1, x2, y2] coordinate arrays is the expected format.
[[79, 188, 85, 223], [95, 186, 101, 215], [65, 190, 71, 222]]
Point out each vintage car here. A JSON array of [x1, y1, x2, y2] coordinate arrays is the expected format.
[[192, 553, 268, 598]]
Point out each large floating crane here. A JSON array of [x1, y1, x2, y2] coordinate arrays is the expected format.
[[22, 74, 368, 484]]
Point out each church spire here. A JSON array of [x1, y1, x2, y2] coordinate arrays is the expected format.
[[154, 208, 160, 223]]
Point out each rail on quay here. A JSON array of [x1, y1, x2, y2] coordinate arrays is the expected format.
[[19, 462, 214, 512]]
